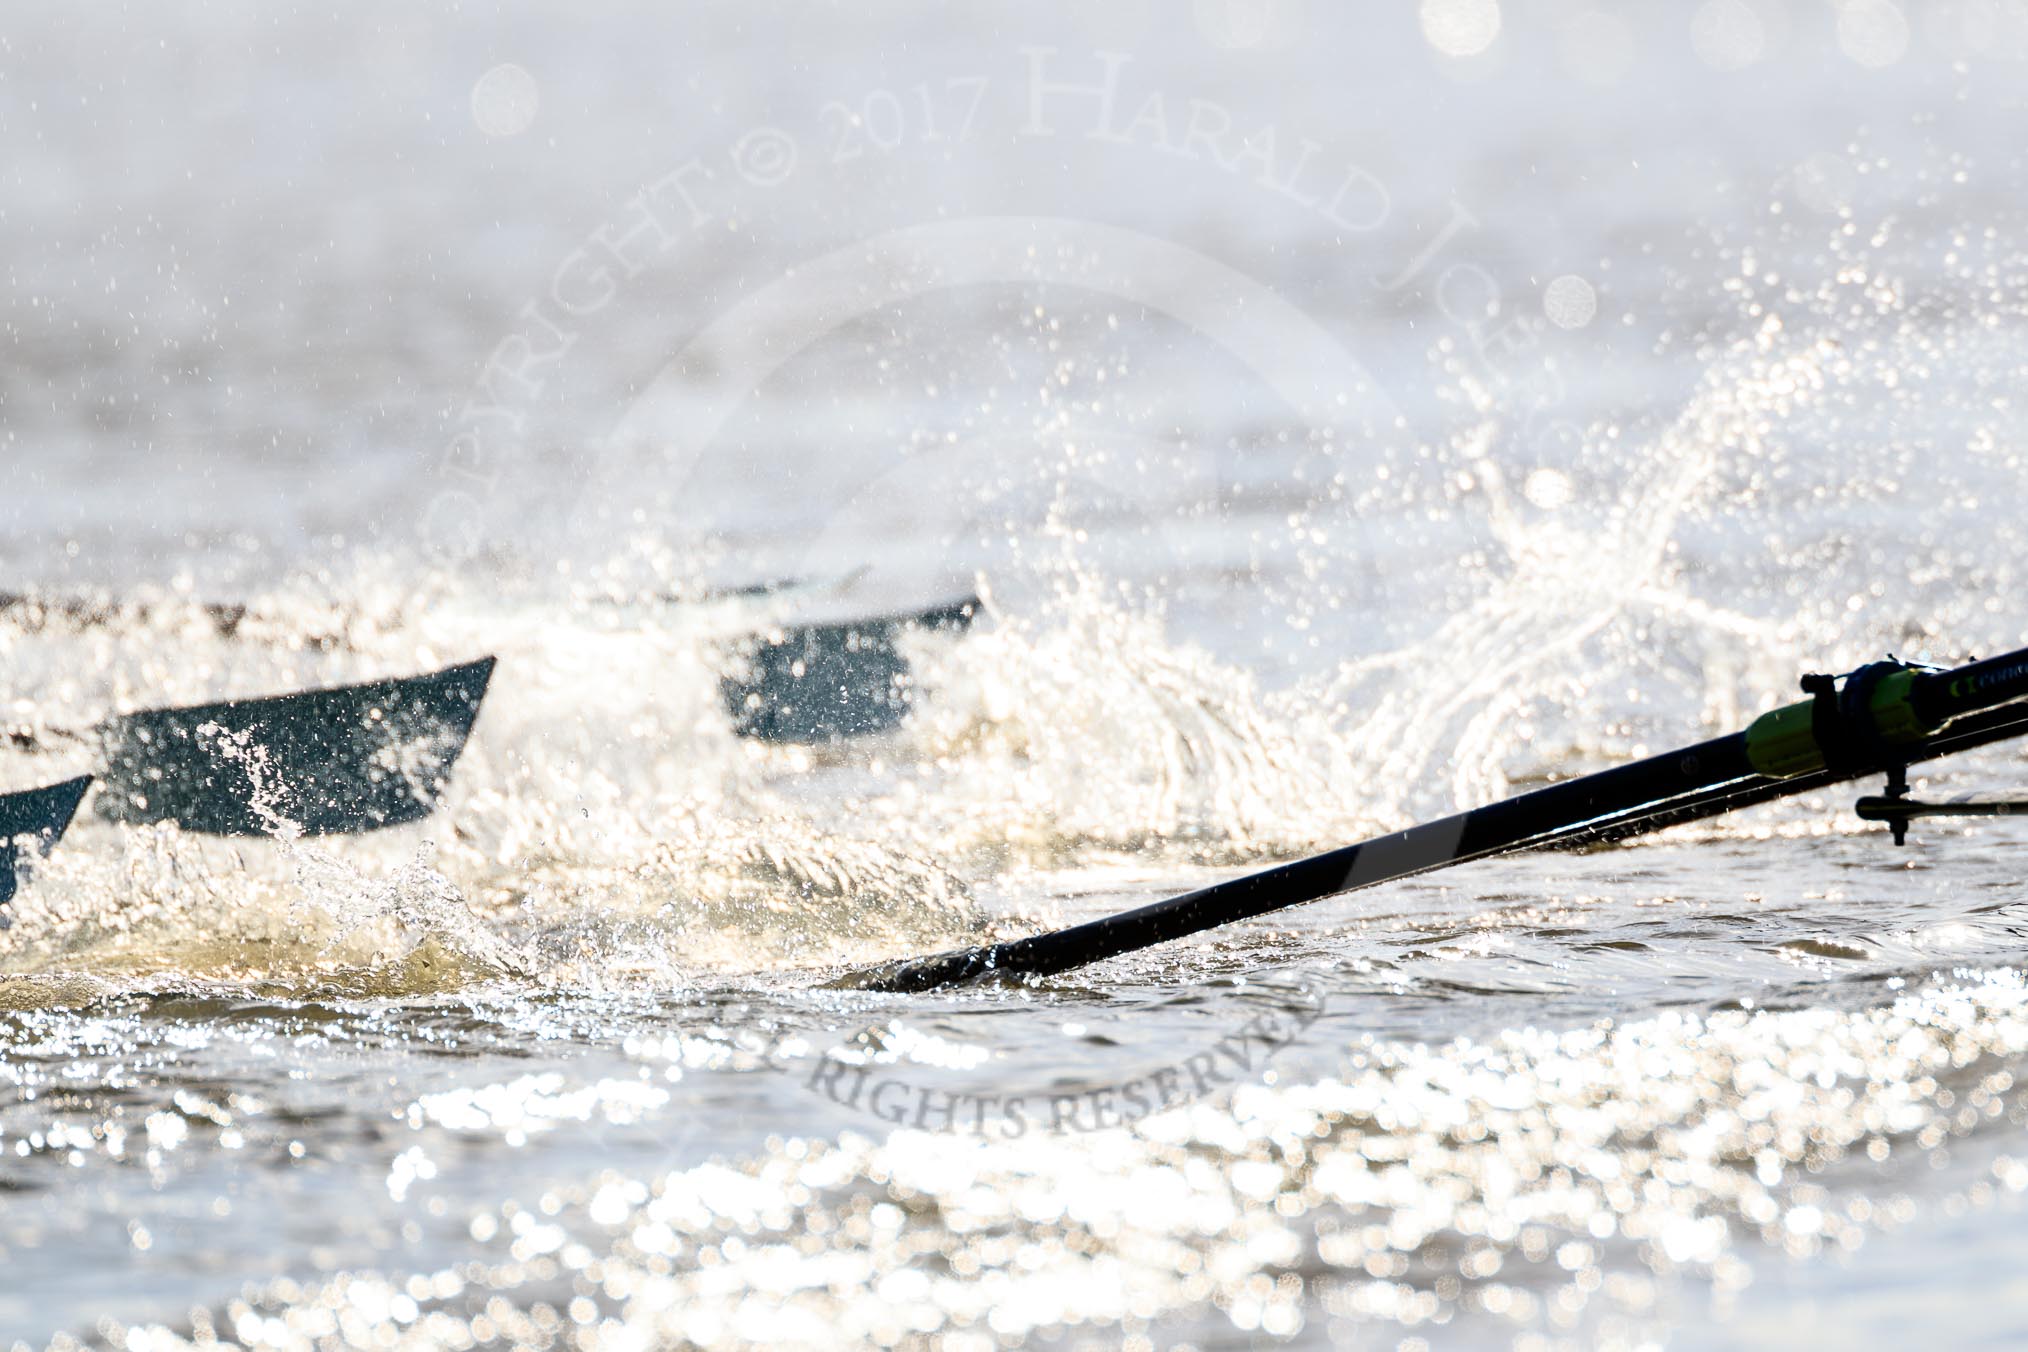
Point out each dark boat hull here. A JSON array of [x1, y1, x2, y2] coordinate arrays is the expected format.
[[95, 657, 496, 837], [722, 598, 978, 743], [0, 776, 92, 906]]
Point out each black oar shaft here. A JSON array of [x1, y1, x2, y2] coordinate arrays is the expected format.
[[849, 643, 2028, 993], [850, 732, 1757, 991]]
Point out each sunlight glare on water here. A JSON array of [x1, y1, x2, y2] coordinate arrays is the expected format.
[[3, 3, 2028, 1348]]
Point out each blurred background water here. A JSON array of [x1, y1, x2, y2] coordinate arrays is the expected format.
[[5, 1, 2028, 1347]]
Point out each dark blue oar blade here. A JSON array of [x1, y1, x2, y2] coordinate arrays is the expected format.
[[95, 658, 496, 838], [0, 775, 92, 907], [721, 597, 979, 743]]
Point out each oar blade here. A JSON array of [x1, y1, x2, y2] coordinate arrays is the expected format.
[[95, 657, 496, 837], [0, 775, 92, 907], [828, 942, 1012, 993], [721, 596, 979, 743]]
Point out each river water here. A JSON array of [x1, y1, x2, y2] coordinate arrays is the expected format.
[[5, 2, 2028, 1348]]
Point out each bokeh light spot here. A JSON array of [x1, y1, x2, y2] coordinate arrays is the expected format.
[[1690, 0, 1766, 70], [1420, 0, 1503, 57], [1838, 1, 1909, 68], [1543, 275, 1598, 330], [471, 63, 540, 138]]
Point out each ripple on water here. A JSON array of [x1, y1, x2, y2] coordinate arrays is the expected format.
[[49, 969, 2028, 1351]]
